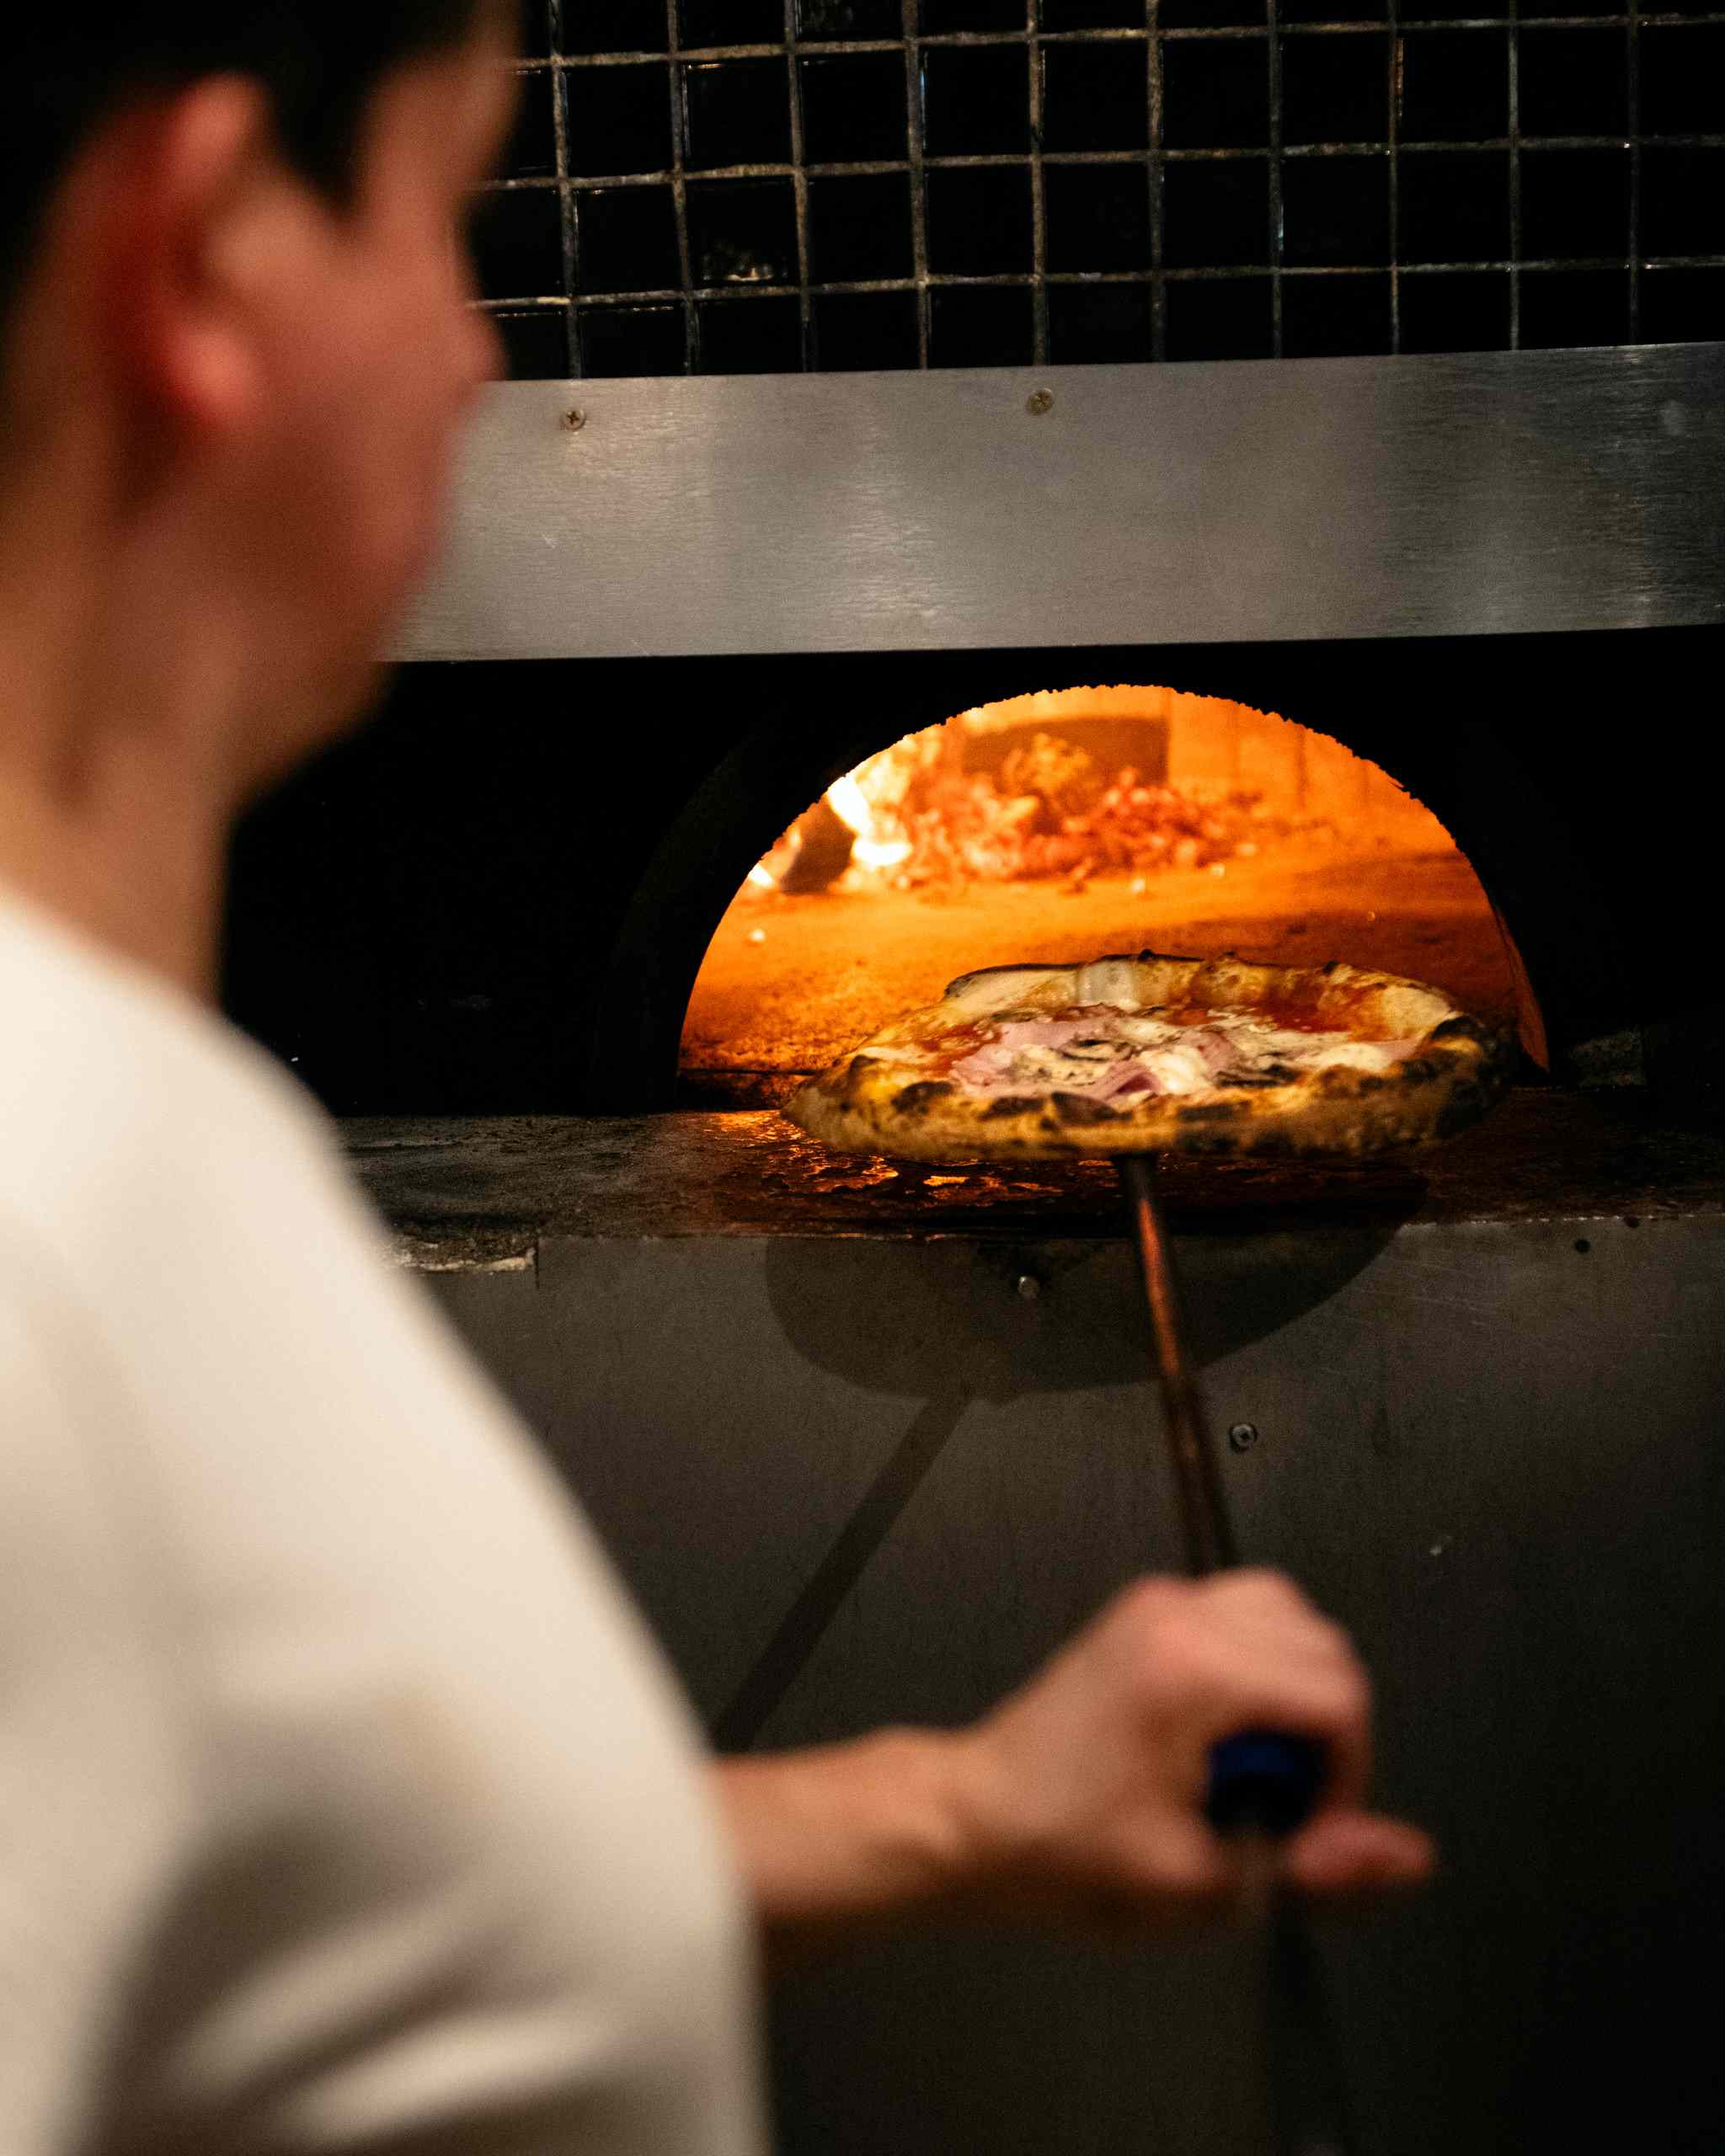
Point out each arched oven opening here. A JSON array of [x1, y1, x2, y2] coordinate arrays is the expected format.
[[226, 631, 1715, 1121], [678, 684, 1543, 1113], [585, 634, 1644, 1117]]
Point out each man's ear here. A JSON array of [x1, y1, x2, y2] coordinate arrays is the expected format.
[[87, 77, 289, 445]]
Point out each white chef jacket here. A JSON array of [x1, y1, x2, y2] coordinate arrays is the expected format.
[[0, 884, 766, 2156]]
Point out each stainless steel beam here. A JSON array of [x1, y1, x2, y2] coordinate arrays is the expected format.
[[396, 344, 1725, 661]]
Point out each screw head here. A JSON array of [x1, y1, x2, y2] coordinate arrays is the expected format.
[[1015, 1273, 1042, 1301], [1026, 387, 1055, 417], [1227, 1422, 1259, 1452], [563, 407, 587, 432]]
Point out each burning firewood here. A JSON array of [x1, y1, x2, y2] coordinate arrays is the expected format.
[[747, 720, 1337, 899], [773, 794, 857, 894]]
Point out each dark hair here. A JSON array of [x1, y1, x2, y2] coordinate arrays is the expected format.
[[2, 3, 488, 329]]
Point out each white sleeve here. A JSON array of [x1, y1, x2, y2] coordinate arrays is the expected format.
[[0, 910, 761, 2156], [0, 1240, 759, 2156], [0, 1278, 190, 2156]]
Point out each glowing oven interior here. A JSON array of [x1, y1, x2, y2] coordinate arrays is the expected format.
[[681, 685, 1537, 1107]]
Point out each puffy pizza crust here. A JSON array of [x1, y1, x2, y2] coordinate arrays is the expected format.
[[783, 952, 1515, 1163]]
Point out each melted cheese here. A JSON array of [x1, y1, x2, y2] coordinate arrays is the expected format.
[[943, 1006, 1418, 1102]]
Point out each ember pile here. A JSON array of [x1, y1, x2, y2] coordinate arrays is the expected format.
[[757, 729, 1327, 897]]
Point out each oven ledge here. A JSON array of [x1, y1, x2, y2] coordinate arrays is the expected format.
[[343, 1090, 1725, 1275]]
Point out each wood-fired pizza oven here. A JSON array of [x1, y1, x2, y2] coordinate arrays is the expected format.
[[220, 347, 1725, 2156]]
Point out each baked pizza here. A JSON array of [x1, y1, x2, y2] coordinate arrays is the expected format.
[[784, 951, 1514, 1162]]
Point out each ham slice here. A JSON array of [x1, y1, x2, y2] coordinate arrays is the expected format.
[[943, 1006, 1421, 1102]]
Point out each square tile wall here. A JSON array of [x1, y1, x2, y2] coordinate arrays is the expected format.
[[474, 3, 1725, 378]]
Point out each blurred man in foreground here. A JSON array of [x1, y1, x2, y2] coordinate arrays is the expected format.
[[0, 8, 1431, 2150]]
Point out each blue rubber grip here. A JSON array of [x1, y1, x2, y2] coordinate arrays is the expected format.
[[1205, 1731, 1327, 1835]]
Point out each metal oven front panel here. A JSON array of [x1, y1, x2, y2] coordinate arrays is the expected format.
[[409, 1187, 1725, 2156], [398, 343, 1725, 661]]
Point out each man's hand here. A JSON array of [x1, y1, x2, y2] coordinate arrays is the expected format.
[[944, 1568, 1433, 1935], [712, 1570, 1432, 1968]]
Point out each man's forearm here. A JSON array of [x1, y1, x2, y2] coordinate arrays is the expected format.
[[710, 1729, 981, 1971], [708, 1577, 1434, 1971]]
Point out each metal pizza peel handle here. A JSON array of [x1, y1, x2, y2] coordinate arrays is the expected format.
[[1119, 1150, 1359, 2156], [1119, 1152, 1335, 1820], [1207, 1730, 1327, 1835]]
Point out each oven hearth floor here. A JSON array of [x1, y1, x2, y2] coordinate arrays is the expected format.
[[681, 842, 1521, 1100], [343, 1088, 1725, 1269]]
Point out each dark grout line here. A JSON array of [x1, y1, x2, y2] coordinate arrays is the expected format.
[[1268, 0, 1284, 358], [902, 0, 932, 367], [664, 0, 700, 373], [1626, 0, 1642, 339], [484, 250, 1725, 312], [782, 0, 813, 370], [485, 132, 1725, 198], [545, 0, 582, 377], [549, 10, 1725, 61], [1148, 0, 1167, 363], [1028, 0, 1049, 368], [1508, 0, 1522, 348], [1387, 0, 1402, 354]]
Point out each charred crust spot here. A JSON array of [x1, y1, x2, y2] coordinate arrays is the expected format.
[[891, 1080, 954, 1114], [1050, 1091, 1120, 1124], [1220, 1063, 1300, 1090], [1428, 1015, 1486, 1045], [1398, 1058, 1438, 1084], [1178, 1102, 1243, 1123], [981, 1094, 1043, 1119]]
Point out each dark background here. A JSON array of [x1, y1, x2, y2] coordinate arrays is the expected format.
[[476, 1, 1725, 377]]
